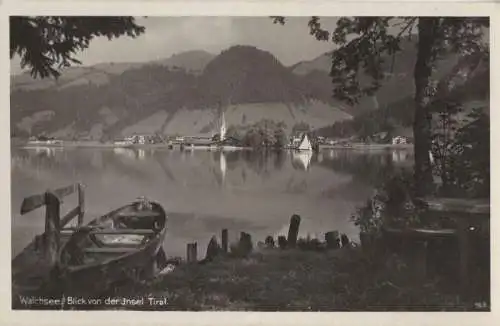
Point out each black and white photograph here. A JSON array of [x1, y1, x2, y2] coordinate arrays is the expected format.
[[9, 15, 490, 312]]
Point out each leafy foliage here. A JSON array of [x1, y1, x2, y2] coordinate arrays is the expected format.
[[452, 108, 490, 197], [351, 171, 428, 231], [10, 16, 145, 78], [272, 16, 489, 194], [432, 107, 489, 198], [238, 119, 288, 148], [430, 100, 463, 191], [291, 121, 310, 135], [351, 198, 384, 234], [274, 17, 488, 105]]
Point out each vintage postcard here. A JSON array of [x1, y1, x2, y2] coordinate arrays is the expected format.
[[2, 1, 497, 325]]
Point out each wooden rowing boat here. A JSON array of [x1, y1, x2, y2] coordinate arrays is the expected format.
[[54, 198, 168, 298], [12, 184, 168, 308]]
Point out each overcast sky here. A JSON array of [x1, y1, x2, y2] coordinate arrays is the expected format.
[[11, 17, 340, 75]]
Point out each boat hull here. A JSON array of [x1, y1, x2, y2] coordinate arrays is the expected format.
[[59, 232, 165, 299], [55, 201, 168, 299]]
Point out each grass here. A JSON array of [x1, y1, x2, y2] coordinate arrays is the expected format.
[[108, 245, 488, 311], [13, 234, 488, 311]]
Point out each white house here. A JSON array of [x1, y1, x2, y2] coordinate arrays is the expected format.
[[392, 136, 408, 145]]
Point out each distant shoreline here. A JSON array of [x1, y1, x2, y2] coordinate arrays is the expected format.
[[319, 143, 413, 151], [13, 141, 253, 151], [12, 140, 413, 151]]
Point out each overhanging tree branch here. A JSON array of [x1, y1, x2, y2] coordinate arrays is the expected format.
[[10, 16, 145, 79]]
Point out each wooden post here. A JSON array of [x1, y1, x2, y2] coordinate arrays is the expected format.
[[187, 242, 197, 263], [325, 231, 340, 249], [221, 229, 228, 253], [265, 236, 275, 248], [340, 234, 350, 248], [239, 232, 253, 256], [77, 183, 85, 227], [278, 236, 287, 249], [287, 214, 301, 247], [156, 247, 168, 270], [206, 236, 220, 261], [44, 191, 61, 266]]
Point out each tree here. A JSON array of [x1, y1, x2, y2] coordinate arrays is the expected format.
[[272, 16, 488, 195], [10, 16, 145, 78], [225, 125, 242, 141], [291, 121, 310, 135], [274, 127, 288, 148]]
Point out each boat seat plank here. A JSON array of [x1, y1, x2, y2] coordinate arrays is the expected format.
[[83, 247, 139, 253], [116, 211, 162, 218], [90, 229, 155, 235]]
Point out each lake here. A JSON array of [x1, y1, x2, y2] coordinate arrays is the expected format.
[[11, 147, 413, 259]]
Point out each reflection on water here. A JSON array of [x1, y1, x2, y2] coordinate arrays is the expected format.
[[291, 151, 313, 171], [392, 150, 410, 163], [220, 151, 227, 184], [24, 146, 62, 158], [138, 149, 146, 160], [11, 147, 412, 258], [113, 147, 135, 158]]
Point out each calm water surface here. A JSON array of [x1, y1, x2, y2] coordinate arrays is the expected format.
[[11, 147, 413, 258]]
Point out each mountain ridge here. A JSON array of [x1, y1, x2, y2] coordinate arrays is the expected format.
[[11, 41, 486, 141], [11, 46, 353, 140]]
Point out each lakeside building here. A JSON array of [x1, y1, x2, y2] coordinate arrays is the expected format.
[[392, 136, 408, 145], [183, 138, 214, 147], [174, 136, 185, 143], [27, 135, 62, 146], [290, 133, 306, 148], [114, 134, 164, 146]]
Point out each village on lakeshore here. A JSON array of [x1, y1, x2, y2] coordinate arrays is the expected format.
[[18, 110, 413, 152]]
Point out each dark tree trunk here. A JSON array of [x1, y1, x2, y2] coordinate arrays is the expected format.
[[413, 18, 439, 196]]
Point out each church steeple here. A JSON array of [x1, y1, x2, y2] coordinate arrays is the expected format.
[[220, 110, 226, 141]]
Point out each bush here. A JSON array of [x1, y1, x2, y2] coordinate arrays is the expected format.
[[431, 106, 489, 198], [351, 198, 384, 234], [448, 108, 489, 198], [352, 171, 429, 231]]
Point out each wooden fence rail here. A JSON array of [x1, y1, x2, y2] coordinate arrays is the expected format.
[[19, 183, 85, 266]]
